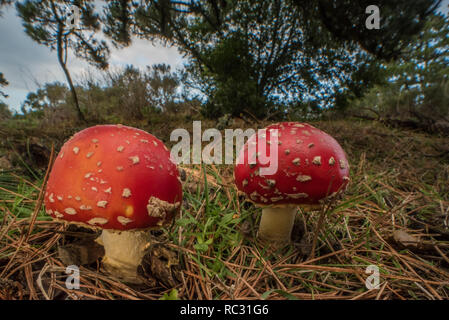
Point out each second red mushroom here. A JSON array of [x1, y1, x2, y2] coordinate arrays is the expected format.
[[234, 122, 350, 243]]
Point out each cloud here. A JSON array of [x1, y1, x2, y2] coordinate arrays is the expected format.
[[440, 0, 449, 14], [109, 38, 184, 69]]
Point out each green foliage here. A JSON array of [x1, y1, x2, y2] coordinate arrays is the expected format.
[[19, 82, 76, 126], [0, 172, 49, 228], [13, 64, 192, 125], [313, 0, 442, 60], [16, 0, 109, 69], [0, 102, 11, 120], [104, 65, 158, 120], [147, 64, 184, 113], [2, 0, 444, 122], [195, 33, 269, 118], [22, 82, 69, 112], [350, 14, 449, 130], [96, 64, 186, 119], [0, 72, 8, 99], [16, 0, 111, 122], [102, 0, 439, 119], [0, 72, 11, 119], [159, 288, 179, 300], [169, 165, 249, 281]]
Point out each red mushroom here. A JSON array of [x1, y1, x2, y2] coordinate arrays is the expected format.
[[234, 122, 349, 243], [44, 124, 182, 283]]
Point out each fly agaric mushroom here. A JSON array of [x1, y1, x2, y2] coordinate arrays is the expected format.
[[44, 124, 182, 283], [234, 122, 349, 243]]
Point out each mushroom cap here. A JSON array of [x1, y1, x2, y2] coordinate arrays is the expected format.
[[234, 122, 349, 206], [44, 124, 182, 230]]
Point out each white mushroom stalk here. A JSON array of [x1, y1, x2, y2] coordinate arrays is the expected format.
[[258, 206, 297, 242], [96, 230, 152, 283]]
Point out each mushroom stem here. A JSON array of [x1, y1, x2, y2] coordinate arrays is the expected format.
[[258, 206, 297, 242], [97, 229, 151, 283]]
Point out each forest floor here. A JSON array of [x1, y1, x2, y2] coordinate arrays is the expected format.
[[0, 118, 448, 300]]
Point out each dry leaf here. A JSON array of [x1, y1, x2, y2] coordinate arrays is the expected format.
[[393, 230, 421, 249]]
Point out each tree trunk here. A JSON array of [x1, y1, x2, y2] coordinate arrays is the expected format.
[[60, 57, 85, 123], [56, 24, 85, 123]]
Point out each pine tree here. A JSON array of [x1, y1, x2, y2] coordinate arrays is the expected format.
[[102, 0, 441, 118], [0, 72, 8, 99], [16, 0, 110, 122]]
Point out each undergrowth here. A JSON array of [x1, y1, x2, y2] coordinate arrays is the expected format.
[[0, 119, 448, 300]]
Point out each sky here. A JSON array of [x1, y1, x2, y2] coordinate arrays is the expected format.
[[0, 1, 448, 112]]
